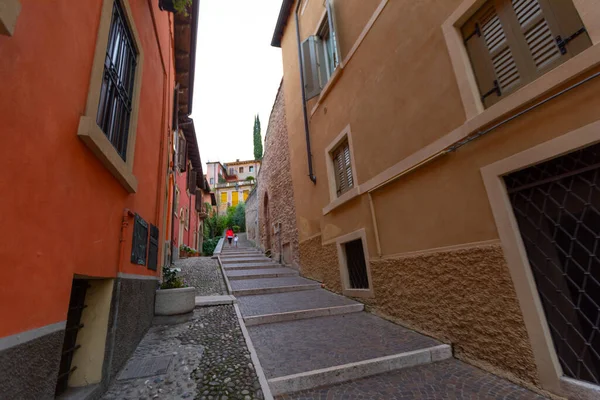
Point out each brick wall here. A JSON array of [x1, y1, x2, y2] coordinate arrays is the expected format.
[[246, 83, 300, 267]]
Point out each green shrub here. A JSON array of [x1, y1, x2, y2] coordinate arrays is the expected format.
[[232, 225, 240, 233], [203, 236, 221, 256], [161, 265, 185, 289]]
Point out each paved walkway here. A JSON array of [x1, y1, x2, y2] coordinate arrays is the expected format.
[[102, 257, 264, 400], [223, 238, 548, 399]]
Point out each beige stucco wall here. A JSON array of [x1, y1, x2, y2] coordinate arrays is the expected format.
[[278, 0, 600, 391]]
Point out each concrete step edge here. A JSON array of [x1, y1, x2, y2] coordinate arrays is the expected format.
[[221, 258, 273, 264], [267, 344, 452, 396], [227, 271, 299, 281], [223, 264, 283, 271], [232, 284, 320, 296], [243, 303, 364, 326]]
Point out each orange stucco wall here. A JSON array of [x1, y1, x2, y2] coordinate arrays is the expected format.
[[0, 0, 176, 338]]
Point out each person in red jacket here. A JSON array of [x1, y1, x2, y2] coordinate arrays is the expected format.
[[226, 227, 234, 247]]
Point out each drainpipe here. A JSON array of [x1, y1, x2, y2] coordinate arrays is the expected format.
[[169, 141, 177, 266], [295, 0, 317, 184]]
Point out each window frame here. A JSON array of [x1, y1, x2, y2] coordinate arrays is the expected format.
[[442, 0, 600, 120], [239, 166, 244, 173], [77, 0, 144, 193], [324, 124, 359, 208], [249, 166, 254, 172], [335, 228, 374, 298]]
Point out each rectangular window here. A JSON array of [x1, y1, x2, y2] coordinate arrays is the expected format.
[[462, 0, 591, 108], [239, 167, 244, 173], [232, 191, 239, 206], [177, 134, 187, 172], [96, 0, 138, 160], [210, 178, 214, 184], [229, 168, 234, 175], [300, 0, 340, 100], [249, 166, 254, 172], [344, 239, 369, 289], [220, 191, 228, 204], [131, 213, 148, 265], [332, 139, 353, 196]]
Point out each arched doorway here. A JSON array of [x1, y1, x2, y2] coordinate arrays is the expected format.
[[263, 192, 271, 251]]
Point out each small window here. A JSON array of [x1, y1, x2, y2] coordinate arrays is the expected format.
[[462, 0, 591, 108], [317, 14, 338, 83], [331, 139, 353, 196], [229, 168, 234, 175], [249, 166, 254, 172], [344, 239, 369, 289], [96, 0, 138, 160], [239, 167, 244, 173], [210, 177, 214, 184]]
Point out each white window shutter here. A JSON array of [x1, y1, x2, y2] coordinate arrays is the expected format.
[[326, 0, 341, 69], [301, 36, 321, 100]]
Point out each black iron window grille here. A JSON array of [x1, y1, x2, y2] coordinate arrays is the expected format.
[[148, 224, 159, 271], [55, 279, 89, 396], [505, 142, 600, 384], [344, 239, 369, 289], [96, 0, 138, 160], [131, 214, 148, 265]]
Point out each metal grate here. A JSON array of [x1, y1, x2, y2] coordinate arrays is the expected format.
[[96, 0, 137, 160], [55, 280, 88, 396], [131, 214, 148, 265], [505, 142, 600, 384], [344, 239, 369, 289], [148, 224, 159, 271]]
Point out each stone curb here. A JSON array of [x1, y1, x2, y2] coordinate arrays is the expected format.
[[232, 284, 321, 296], [194, 295, 237, 307], [268, 344, 453, 396], [217, 255, 234, 295], [233, 303, 275, 400], [243, 304, 364, 327]]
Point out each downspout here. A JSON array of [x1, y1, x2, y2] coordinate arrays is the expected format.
[[169, 139, 177, 266], [295, 0, 317, 184]]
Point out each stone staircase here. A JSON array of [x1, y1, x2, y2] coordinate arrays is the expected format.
[[217, 243, 452, 397]]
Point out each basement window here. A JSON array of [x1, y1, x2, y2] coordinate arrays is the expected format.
[[344, 239, 369, 289]]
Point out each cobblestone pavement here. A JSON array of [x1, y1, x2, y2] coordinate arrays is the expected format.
[[276, 359, 547, 400], [103, 306, 263, 400], [176, 256, 227, 296]]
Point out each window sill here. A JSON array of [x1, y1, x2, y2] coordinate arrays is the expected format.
[[322, 186, 360, 215], [311, 65, 344, 118], [78, 116, 138, 193], [0, 0, 21, 36]]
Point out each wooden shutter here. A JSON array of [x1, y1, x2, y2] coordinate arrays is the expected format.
[[221, 191, 228, 204], [187, 170, 197, 192], [326, 0, 341, 69], [131, 214, 148, 265], [177, 136, 187, 172], [462, 1, 520, 108], [147, 224, 159, 271], [195, 189, 203, 212], [301, 36, 322, 100], [232, 191, 239, 206], [332, 140, 353, 196]]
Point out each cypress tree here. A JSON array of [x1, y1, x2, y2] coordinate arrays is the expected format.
[[253, 115, 263, 160]]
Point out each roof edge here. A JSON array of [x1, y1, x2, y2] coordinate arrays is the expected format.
[[271, 0, 294, 47]]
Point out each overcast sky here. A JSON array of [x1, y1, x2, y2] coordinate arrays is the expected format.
[[191, 0, 284, 171]]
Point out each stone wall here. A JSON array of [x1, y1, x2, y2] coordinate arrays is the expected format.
[[245, 189, 258, 244], [248, 83, 300, 267], [298, 235, 342, 293]]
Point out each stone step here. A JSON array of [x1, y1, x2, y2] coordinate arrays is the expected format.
[[230, 276, 321, 296], [237, 288, 363, 320], [222, 262, 281, 271], [194, 295, 237, 307], [246, 312, 450, 395], [221, 257, 273, 264], [226, 267, 298, 281]]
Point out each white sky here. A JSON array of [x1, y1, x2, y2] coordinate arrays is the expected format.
[[191, 0, 284, 172]]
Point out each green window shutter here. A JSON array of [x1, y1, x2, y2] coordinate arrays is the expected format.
[[326, 0, 341, 69], [301, 36, 322, 100]]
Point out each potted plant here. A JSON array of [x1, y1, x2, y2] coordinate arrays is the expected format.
[[154, 265, 196, 316], [158, 0, 192, 14]]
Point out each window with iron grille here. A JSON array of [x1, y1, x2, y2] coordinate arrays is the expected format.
[[505, 142, 600, 384], [462, 0, 590, 108], [131, 213, 148, 265], [344, 239, 369, 289], [96, 0, 138, 160], [332, 139, 353, 196], [147, 224, 159, 271]]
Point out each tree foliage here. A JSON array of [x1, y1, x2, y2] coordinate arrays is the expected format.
[[253, 115, 263, 160]]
